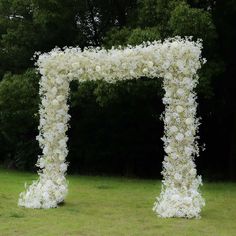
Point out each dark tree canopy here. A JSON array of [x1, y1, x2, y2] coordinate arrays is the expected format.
[[0, 0, 235, 180]]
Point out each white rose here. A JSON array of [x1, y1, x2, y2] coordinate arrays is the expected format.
[[38, 158, 45, 168], [165, 116, 171, 123], [60, 163, 67, 173], [184, 146, 192, 155], [185, 131, 192, 137], [147, 61, 153, 68], [58, 154, 65, 161], [165, 146, 173, 153], [165, 89, 172, 97], [189, 168, 196, 176], [59, 138, 66, 147], [51, 87, 57, 95], [42, 98, 47, 106], [175, 133, 184, 141], [171, 154, 178, 160], [174, 173, 182, 181], [170, 126, 178, 133], [42, 192, 50, 201], [184, 197, 192, 205], [130, 70, 135, 76], [183, 77, 191, 84], [172, 194, 180, 201], [185, 118, 193, 125], [188, 97, 195, 105], [95, 65, 101, 72], [176, 105, 184, 113], [55, 77, 63, 84], [42, 147, 49, 155], [142, 68, 148, 73], [57, 95, 65, 102], [56, 123, 65, 132]]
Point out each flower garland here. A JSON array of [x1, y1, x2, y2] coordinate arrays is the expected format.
[[18, 37, 205, 218]]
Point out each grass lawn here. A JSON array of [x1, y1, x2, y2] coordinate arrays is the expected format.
[[0, 169, 236, 236]]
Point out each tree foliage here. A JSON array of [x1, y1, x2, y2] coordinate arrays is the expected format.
[[0, 0, 235, 179], [0, 69, 39, 169]]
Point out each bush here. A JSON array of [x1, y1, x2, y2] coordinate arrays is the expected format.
[[0, 69, 40, 170]]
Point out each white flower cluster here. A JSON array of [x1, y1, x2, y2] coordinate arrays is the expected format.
[[18, 37, 205, 217], [152, 40, 206, 218]]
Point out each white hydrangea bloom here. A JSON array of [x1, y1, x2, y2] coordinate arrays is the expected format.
[[18, 37, 205, 218]]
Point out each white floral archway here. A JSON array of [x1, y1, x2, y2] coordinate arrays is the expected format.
[[19, 37, 205, 218]]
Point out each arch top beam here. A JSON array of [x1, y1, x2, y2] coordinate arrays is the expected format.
[[19, 37, 205, 218], [36, 37, 203, 83]]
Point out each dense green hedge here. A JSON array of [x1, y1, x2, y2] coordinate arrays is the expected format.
[[0, 69, 39, 170], [0, 0, 235, 179]]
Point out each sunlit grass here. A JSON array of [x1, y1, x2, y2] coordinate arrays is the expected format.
[[0, 168, 236, 236]]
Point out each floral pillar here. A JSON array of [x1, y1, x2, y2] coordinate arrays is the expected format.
[[19, 66, 71, 208], [153, 44, 205, 218]]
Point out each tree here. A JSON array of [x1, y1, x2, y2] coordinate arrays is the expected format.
[[0, 69, 39, 169], [0, 0, 235, 179], [0, 0, 138, 78]]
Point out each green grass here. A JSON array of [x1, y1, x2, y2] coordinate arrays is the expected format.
[[0, 169, 236, 236]]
